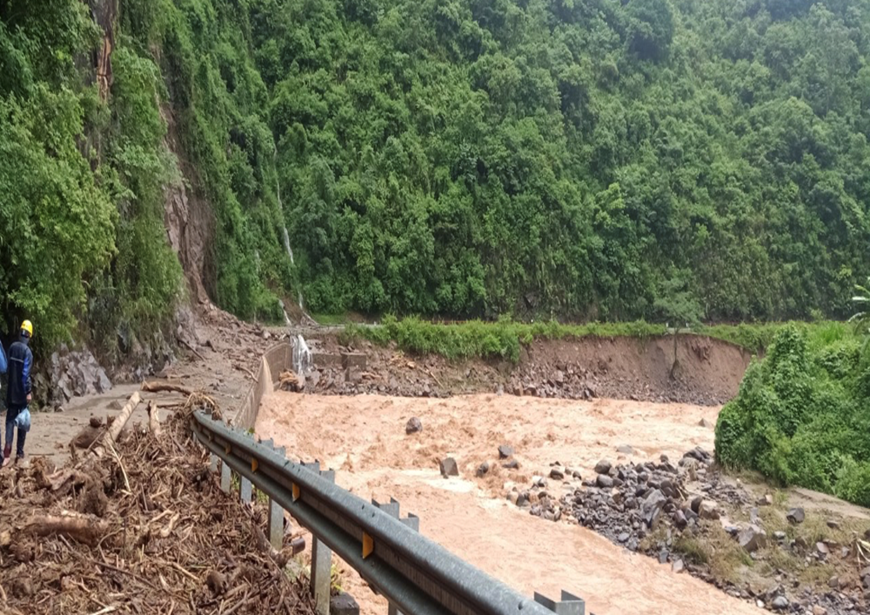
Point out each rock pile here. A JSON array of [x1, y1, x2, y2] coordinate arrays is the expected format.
[[558, 450, 712, 552], [502, 461, 580, 522], [545, 447, 868, 615]]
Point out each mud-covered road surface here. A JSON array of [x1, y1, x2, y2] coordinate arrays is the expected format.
[[256, 392, 759, 615]]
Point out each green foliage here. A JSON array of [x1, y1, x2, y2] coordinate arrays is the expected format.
[[0, 87, 116, 343], [340, 317, 816, 362], [833, 457, 870, 507], [0, 0, 184, 353], [249, 0, 870, 322], [715, 324, 870, 506], [7, 0, 870, 350]]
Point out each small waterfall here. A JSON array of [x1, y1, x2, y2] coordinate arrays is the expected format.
[[282, 225, 294, 265], [292, 334, 312, 375], [278, 299, 292, 326], [274, 150, 307, 320]]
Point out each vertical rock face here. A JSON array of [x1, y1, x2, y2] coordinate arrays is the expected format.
[[88, 0, 118, 100], [160, 156, 213, 304], [47, 346, 114, 405]]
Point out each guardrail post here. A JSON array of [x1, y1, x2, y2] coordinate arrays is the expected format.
[[269, 498, 284, 550], [240, 475, 253, 503], [256, 437, 288, 550], [220, 459, 231, 493], [304, 461, 333, 615], [534, 591, 587, 615], [374, 498, 418, 615]]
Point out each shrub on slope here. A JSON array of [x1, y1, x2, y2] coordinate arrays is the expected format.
[[715, 325, 870, 506]]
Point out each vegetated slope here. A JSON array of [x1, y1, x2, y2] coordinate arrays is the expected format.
[[3, 0, 870, 356], [715, 324, 870, 507], [0, 0, 292, 360], [260, 0, 870, 321]]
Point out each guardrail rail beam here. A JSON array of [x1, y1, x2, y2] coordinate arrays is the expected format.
[[192, 390, 592, 615]]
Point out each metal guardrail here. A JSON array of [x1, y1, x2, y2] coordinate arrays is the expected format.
[[190, 409, 591, 615]]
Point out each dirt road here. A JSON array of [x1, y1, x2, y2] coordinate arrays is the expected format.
[[256, 392, 760, 615], [21, 305, 273, 465]]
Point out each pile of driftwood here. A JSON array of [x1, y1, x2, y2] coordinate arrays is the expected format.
[[0, 383, 315, 615]]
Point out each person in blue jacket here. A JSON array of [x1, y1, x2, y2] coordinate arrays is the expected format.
[[4, 320, 33, 465]]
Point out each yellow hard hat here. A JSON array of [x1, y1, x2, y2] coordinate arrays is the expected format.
[[20, 320, 33, 337]]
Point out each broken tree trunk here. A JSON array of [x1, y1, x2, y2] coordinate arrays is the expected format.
[[140, 381, 193, 396], [147, 401, 161, 437], [106, 391, 140, 446], [22, 512, 109, 546], [92, 392, 140, 458]]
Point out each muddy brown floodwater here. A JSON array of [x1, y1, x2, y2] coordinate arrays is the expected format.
[[256, 392, 760, 615]]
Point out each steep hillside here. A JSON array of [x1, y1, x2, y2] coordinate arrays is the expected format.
[[3, 0, 870, 356]]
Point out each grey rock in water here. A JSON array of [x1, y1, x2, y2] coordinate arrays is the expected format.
[[439, 457, 459, 478], [405, 417, 423, 434], [594, 459, 612, 475]]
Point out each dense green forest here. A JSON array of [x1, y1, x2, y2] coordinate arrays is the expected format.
[[3, 0, 870, 349]]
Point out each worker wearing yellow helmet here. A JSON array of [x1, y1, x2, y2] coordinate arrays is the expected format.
[[4, 320, 34, 465]]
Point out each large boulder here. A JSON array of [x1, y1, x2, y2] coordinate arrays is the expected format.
[[737, 526, 767, 552], [439, 457, 459, 478], [594, 460, 612, 475]]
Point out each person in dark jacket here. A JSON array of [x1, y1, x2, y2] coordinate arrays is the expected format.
[[4, 320, 33, 464]]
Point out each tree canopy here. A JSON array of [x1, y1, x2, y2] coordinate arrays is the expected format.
[[4, 0, 870, 349]]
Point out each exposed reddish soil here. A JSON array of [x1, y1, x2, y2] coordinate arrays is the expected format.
[[306, 334, 752, 406]]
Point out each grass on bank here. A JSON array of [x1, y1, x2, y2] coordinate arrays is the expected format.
[[337, 316, 850, 363]]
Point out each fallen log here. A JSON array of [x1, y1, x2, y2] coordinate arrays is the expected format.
[[147, 401, 161, 437], [22, 512, 109, 546], [92, 392, 140, 458], [140, 381, 193, 396]]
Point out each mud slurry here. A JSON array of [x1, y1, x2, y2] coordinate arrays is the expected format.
[[256, 391, 761, 615]]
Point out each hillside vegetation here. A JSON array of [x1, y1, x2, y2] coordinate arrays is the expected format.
[[716, 324, 870, 506], [3, 0, 870, 350]]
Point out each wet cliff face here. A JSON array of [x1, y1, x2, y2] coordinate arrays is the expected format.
[[87, 0, 117, 100], [160, 111, 214, 306], [85, 0, 212, 304]]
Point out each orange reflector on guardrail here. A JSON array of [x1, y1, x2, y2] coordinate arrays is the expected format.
[[362, 532, 373, 559]]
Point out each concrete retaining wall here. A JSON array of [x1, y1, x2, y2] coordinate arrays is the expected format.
[[232, 342, 293, 430]]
